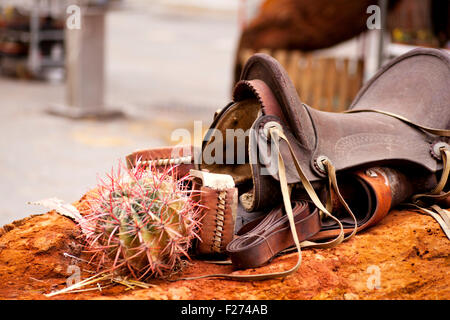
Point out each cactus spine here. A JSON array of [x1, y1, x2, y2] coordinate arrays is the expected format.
[[82, 163, 201, 280]]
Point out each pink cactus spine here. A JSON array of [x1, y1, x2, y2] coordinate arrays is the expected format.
[[81, 162, 202, 280]]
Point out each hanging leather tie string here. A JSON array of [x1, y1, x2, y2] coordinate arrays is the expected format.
[[405, 204, 450, 240], [268, 126, 358, 248], [412, 147, 450, 203], [404, 147, 450, 240]]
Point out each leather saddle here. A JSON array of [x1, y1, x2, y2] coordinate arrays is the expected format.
[[127, 48, 450, 279], [198, 48, 450, 266], [203, 48, 449, 198]]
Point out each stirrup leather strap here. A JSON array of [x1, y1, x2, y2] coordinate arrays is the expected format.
[[412, 148, 450, 203], [269, 127, 358, 249]]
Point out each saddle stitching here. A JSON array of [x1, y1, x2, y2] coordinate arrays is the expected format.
[[141, 156, 192, 167], [212, 190, 227, 253]]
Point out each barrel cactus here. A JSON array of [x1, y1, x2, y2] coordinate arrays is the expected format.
[[81, 162, 201, 280]]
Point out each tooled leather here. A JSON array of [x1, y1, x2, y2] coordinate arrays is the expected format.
[[196, 187, 237, 255], [203, 49, 449, 214], [307, 107, 439, 178]]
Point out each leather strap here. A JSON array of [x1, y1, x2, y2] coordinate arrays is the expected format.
[[175, 178, 320, 280], [227, 201, 320, 269], [125, 145, 195, 179], [268, 126, 357, 249], [405, 203, 450, 240], [404, 147, 450, 240], [412, 148, 450, 203]]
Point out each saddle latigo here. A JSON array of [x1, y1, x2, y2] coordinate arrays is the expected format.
[[126, 48, 450, 279]]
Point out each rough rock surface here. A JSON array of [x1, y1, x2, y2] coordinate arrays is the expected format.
[[0, 194, 448, 300]]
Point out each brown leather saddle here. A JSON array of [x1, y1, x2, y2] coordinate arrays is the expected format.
[[127, 48, 450, 280], [198, 48, 450, 270]]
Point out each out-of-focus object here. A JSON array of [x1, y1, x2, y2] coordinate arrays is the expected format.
[[0, 1, 66, 80], [385, 0, 450, 58], [235, 0, 450, 111], [237, 49, 364, 112], [234, 0, 392, 110], [389, 0, 440, 47], [0, 0, 122, 82], [46, 0, 124, 118], [237, 0, 382, 52], [237, 0, 447, 58]]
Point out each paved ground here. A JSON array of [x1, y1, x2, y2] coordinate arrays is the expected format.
[[0, 2, 239, 225]]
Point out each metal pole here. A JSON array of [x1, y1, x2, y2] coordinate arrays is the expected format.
[[48, 3, 122, 119], [66, 8, 105, 111], [28, 0, 41, 76], [377, 0, 388, 69]]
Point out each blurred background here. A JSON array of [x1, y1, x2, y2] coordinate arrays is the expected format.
[[0, 0, 448, 225]]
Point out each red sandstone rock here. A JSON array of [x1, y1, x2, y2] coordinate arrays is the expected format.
[[0, 193, 448, 300]]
